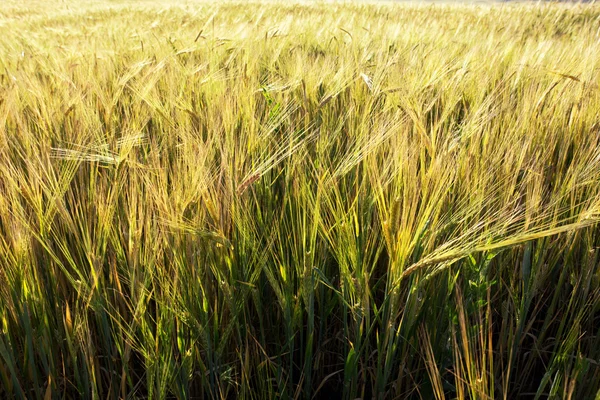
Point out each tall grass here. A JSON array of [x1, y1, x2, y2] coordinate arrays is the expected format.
[[0, 1, 600, 398]]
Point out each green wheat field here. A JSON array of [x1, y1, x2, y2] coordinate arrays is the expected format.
[[1, 0, 600, 398]]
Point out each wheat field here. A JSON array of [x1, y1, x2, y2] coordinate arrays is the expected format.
[[0, 1, 599, 399]]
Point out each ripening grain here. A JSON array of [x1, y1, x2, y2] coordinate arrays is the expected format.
[[0, 1, 599, 399]]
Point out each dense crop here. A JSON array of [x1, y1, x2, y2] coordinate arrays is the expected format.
[[1, 1, 600, 398]]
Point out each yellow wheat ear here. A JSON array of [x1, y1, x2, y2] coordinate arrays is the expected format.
[[51, 133, 146, 165]]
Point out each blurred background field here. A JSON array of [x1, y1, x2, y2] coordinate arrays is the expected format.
[[0, 1, 599, 399]]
